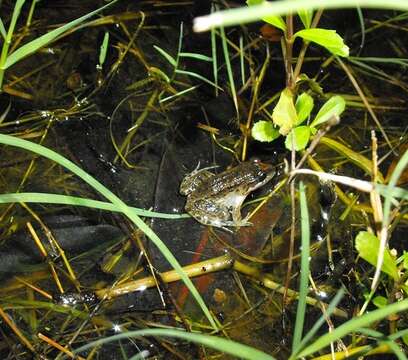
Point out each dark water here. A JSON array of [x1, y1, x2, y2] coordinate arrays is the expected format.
[[0, 1, 406, 359]]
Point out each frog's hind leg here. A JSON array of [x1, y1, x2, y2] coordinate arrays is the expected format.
[[185, 198, 231, 228], [179, 165, 218, 195]]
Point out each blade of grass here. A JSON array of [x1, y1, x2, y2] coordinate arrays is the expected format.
[[297, 298, 408, 357], [292, 181, 310, 350], [179, 52, 213, 62], [73, 328, 277, 360], [194, 0, 408, 32], [159, 85, 198, 103], [357, 329, 407, 360], [319, 136, 384, 182], [372, 149, 408, 289], [0, 19, 6, 40], [349, 56, 408, 67], [219, 25, 238, 115], [356, 6, 366, 52], [211, 5, 219, 97], [0, 0, 26, 87], [239, 35, 245, 87], [290, 288, 345, 358], [0, 193, 189, 219], [175, 69, 222, 89], [0, 133, 217, 330], [153, 45, 177, 67], [4, 0, 120, 69]]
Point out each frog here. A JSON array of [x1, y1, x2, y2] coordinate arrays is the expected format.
[[179, 159, 275, 228]]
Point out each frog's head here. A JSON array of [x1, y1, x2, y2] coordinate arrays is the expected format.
[[248, 158, 275, 190]]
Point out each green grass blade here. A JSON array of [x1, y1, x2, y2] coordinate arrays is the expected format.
[[291, 288, 345, 358], [292, 181, 310, 350], [0, 133, 217, 330], [0, 19, 6, 40], [4, 0, 120, 69], [153, 45, 177, 67], [356, 328, 407, 360], [372, 149, 408, 289], [178, 52, 213, 62], [193, 0, 408, 31], [194, 0, 408, 32], [219, 25, 238, 115], [0, 192, 189, 219], [175, 69, 222, 89], [159, 85, 199, 103], [74, 328, 277, 360], [239, 35, 245, 86], [210, 9, 219, 97], [356, 7, 366, 51], [383, 340, 407, 360], [297, 298, 408, 357], [349, 56, 408, 66], [382, 150, 408, 237], [6, 0, 26, 41]]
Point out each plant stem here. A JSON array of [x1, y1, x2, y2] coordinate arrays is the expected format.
[[292, 9, 323, 81]]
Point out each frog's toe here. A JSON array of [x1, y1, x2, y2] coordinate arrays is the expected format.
[[235, 220, 253, 227]]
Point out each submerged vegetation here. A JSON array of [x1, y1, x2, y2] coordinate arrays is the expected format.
[[0, 0, 407, 359]]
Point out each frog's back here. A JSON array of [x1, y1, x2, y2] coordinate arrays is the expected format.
[[193, 162, 263, 198]]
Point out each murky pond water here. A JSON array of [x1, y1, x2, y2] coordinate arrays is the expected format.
[[0, 1, 407, 359]]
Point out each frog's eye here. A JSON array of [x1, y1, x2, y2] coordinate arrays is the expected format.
[[251, 158, 261, 164]]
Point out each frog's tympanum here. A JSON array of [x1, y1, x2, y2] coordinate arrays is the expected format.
[[180, 159, 275, 228]]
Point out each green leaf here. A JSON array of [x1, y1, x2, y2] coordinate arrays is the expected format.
[[251, 120, 280, 142], [247, 0, 286, 31], [295, 92, 314, 125], [310, 95, 345, 128], [98, 31, 110, 67], [272, 88, 298, 135], [373, 296, 388, 309], [285, 126, 311, 151], [355, 231, 399, 281], [403, 252, 408, 270], [262, 15, 286, 31], [403, 333, 408, 347], [4, 0, 120, 69], [298, 9, 313, 28], [294, 28, 349, 57]]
